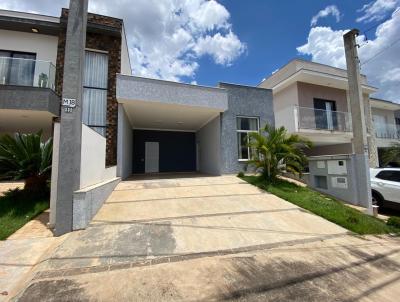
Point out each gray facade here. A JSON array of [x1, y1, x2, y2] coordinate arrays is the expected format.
[[0, 86, 60, 116], [308, 154, 364, 206], [218, 83, 274, 174], [116, 78, 274, 176], [117, 75, 228, 111]]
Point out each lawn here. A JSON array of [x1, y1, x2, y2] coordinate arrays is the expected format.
[[240, 175, 400, 235], [0, 189, 49, 240]]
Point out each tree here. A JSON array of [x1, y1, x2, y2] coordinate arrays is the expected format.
[[247, 124, 312, 181], [0, 131, 53, 195], [382, 142, 400, 167]]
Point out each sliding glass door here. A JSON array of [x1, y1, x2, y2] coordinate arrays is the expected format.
[[313, 98, 338, 130], [0, 51, 36, 86]]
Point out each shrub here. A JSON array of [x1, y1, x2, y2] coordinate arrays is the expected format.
[[247, 124, 312, 181], [237, 171, 245, 178], [387, 216, 400, 228], [0, 131, 52, 196]]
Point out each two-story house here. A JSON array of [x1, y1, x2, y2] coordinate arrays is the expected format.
[[258, 59, 383, 167], [370, 97, 400, 166], [0, 8, 132, 166]]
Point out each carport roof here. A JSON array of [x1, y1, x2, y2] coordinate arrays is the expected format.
[[116, 74, 228, 112], [116, 75, 229, 131]]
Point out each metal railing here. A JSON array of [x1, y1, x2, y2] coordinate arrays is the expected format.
[[295, 106, 352, 132], [0, 56, 56, 90], [374, 122, 400, 139]]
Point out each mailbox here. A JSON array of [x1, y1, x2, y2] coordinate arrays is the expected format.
[[308, 154, 358, 205]]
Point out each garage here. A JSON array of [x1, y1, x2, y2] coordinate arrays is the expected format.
[[132, 129, 196, 174]]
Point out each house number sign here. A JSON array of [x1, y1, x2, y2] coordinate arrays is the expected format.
[[62, 98, 76, 113]]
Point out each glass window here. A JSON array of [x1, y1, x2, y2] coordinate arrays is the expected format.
[[83, 50, 108, 136], [236, 117, 259, 160], [376, 170, 400, 182], [0, 51, 36, 86]]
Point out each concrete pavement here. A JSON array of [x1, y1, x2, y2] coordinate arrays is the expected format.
[[0, 182, 23, 196], [11, 175, 400, 301]]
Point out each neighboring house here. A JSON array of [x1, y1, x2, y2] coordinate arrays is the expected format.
[[0, 9, 60, 139], [0, 8, 132, 165], [258, 59, 380, 167], [0, 7, 274, 233], [370, 97, 400, 166]]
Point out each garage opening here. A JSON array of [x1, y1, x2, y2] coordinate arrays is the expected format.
[[132, 129, 196, 174]]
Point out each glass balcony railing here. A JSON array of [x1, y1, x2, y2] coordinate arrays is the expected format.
[[0, 56, 56, 90], [374, 122, 400, 139], [295, 106, 352, 132]]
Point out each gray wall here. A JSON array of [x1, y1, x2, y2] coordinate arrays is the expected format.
[[196, 116, 221, 175], [0, 86, 60, 116], [117, 74, 228, 111], [218, 83, 274, 174], [117, 104, 133, 179], [308, 155, 359, 205]]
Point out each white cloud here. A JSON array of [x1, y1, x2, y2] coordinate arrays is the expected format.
[[194, 31, 246, 65], [357, 0, 399, 23], [310, 5, 341, 27], [298, 9, 400, 102], [0, 0, 245, 82]]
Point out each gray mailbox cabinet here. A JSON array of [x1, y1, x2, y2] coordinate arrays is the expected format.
[[308, 154, 360, 205]]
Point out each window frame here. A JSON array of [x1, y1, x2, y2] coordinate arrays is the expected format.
[[236, 116, 260, 162], [83, 49, 109, 136]]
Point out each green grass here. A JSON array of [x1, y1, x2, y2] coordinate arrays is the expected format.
[[241, 175, 400, 235], [0, 189, 49, 240]]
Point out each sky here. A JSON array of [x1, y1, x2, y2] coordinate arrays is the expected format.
[[1, 0, 399, 102]]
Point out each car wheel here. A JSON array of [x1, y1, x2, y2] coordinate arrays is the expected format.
[[372, 192, 383, 207]]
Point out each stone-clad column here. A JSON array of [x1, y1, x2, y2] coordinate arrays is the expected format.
[[54, 0, 88, 235]]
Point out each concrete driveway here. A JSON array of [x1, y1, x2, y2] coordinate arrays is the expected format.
[[13, 175, 400, 301]]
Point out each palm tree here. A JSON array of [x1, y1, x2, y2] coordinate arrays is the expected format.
[[382, 142, 400, 167], [0, 131, 53, 194], [247, 124, 312, 181]]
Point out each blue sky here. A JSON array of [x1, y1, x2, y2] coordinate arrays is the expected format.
[[193, 0, 372, 86], [1, 0, 399, 101], [192, 0, 400, 96]]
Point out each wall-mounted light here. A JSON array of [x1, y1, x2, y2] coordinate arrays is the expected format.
[[31, 28, 39, 33]]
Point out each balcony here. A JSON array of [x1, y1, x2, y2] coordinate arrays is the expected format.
[[0, 57, 59, 116], [295, 106, 352, 132], [374, 123, 400, 140], [0, 56, 56, 90]]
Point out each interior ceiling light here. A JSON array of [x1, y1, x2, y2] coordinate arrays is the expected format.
[[31, 28, 39, 33]]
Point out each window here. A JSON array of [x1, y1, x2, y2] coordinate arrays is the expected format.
[[313, 98, 338, 130], [376, 170, 400, 183], [237, 116, 259, 161], [0, 50, 36, 86], [83, 50, 108, 136]]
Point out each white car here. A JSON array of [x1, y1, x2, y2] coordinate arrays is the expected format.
[[370, 168, 400, 208]]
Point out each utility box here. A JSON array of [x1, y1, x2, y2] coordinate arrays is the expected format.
[[308, 154, 360, 205]]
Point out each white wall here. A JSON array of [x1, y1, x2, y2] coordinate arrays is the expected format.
[[80, 124, 116, 188], [49, 122, 60, 228], [117, 104, 133, 179], [196, 116, 221, 175], [0, 29, 58, 64], [120, 26, 132, 75], [273, 82, 298, 132]]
